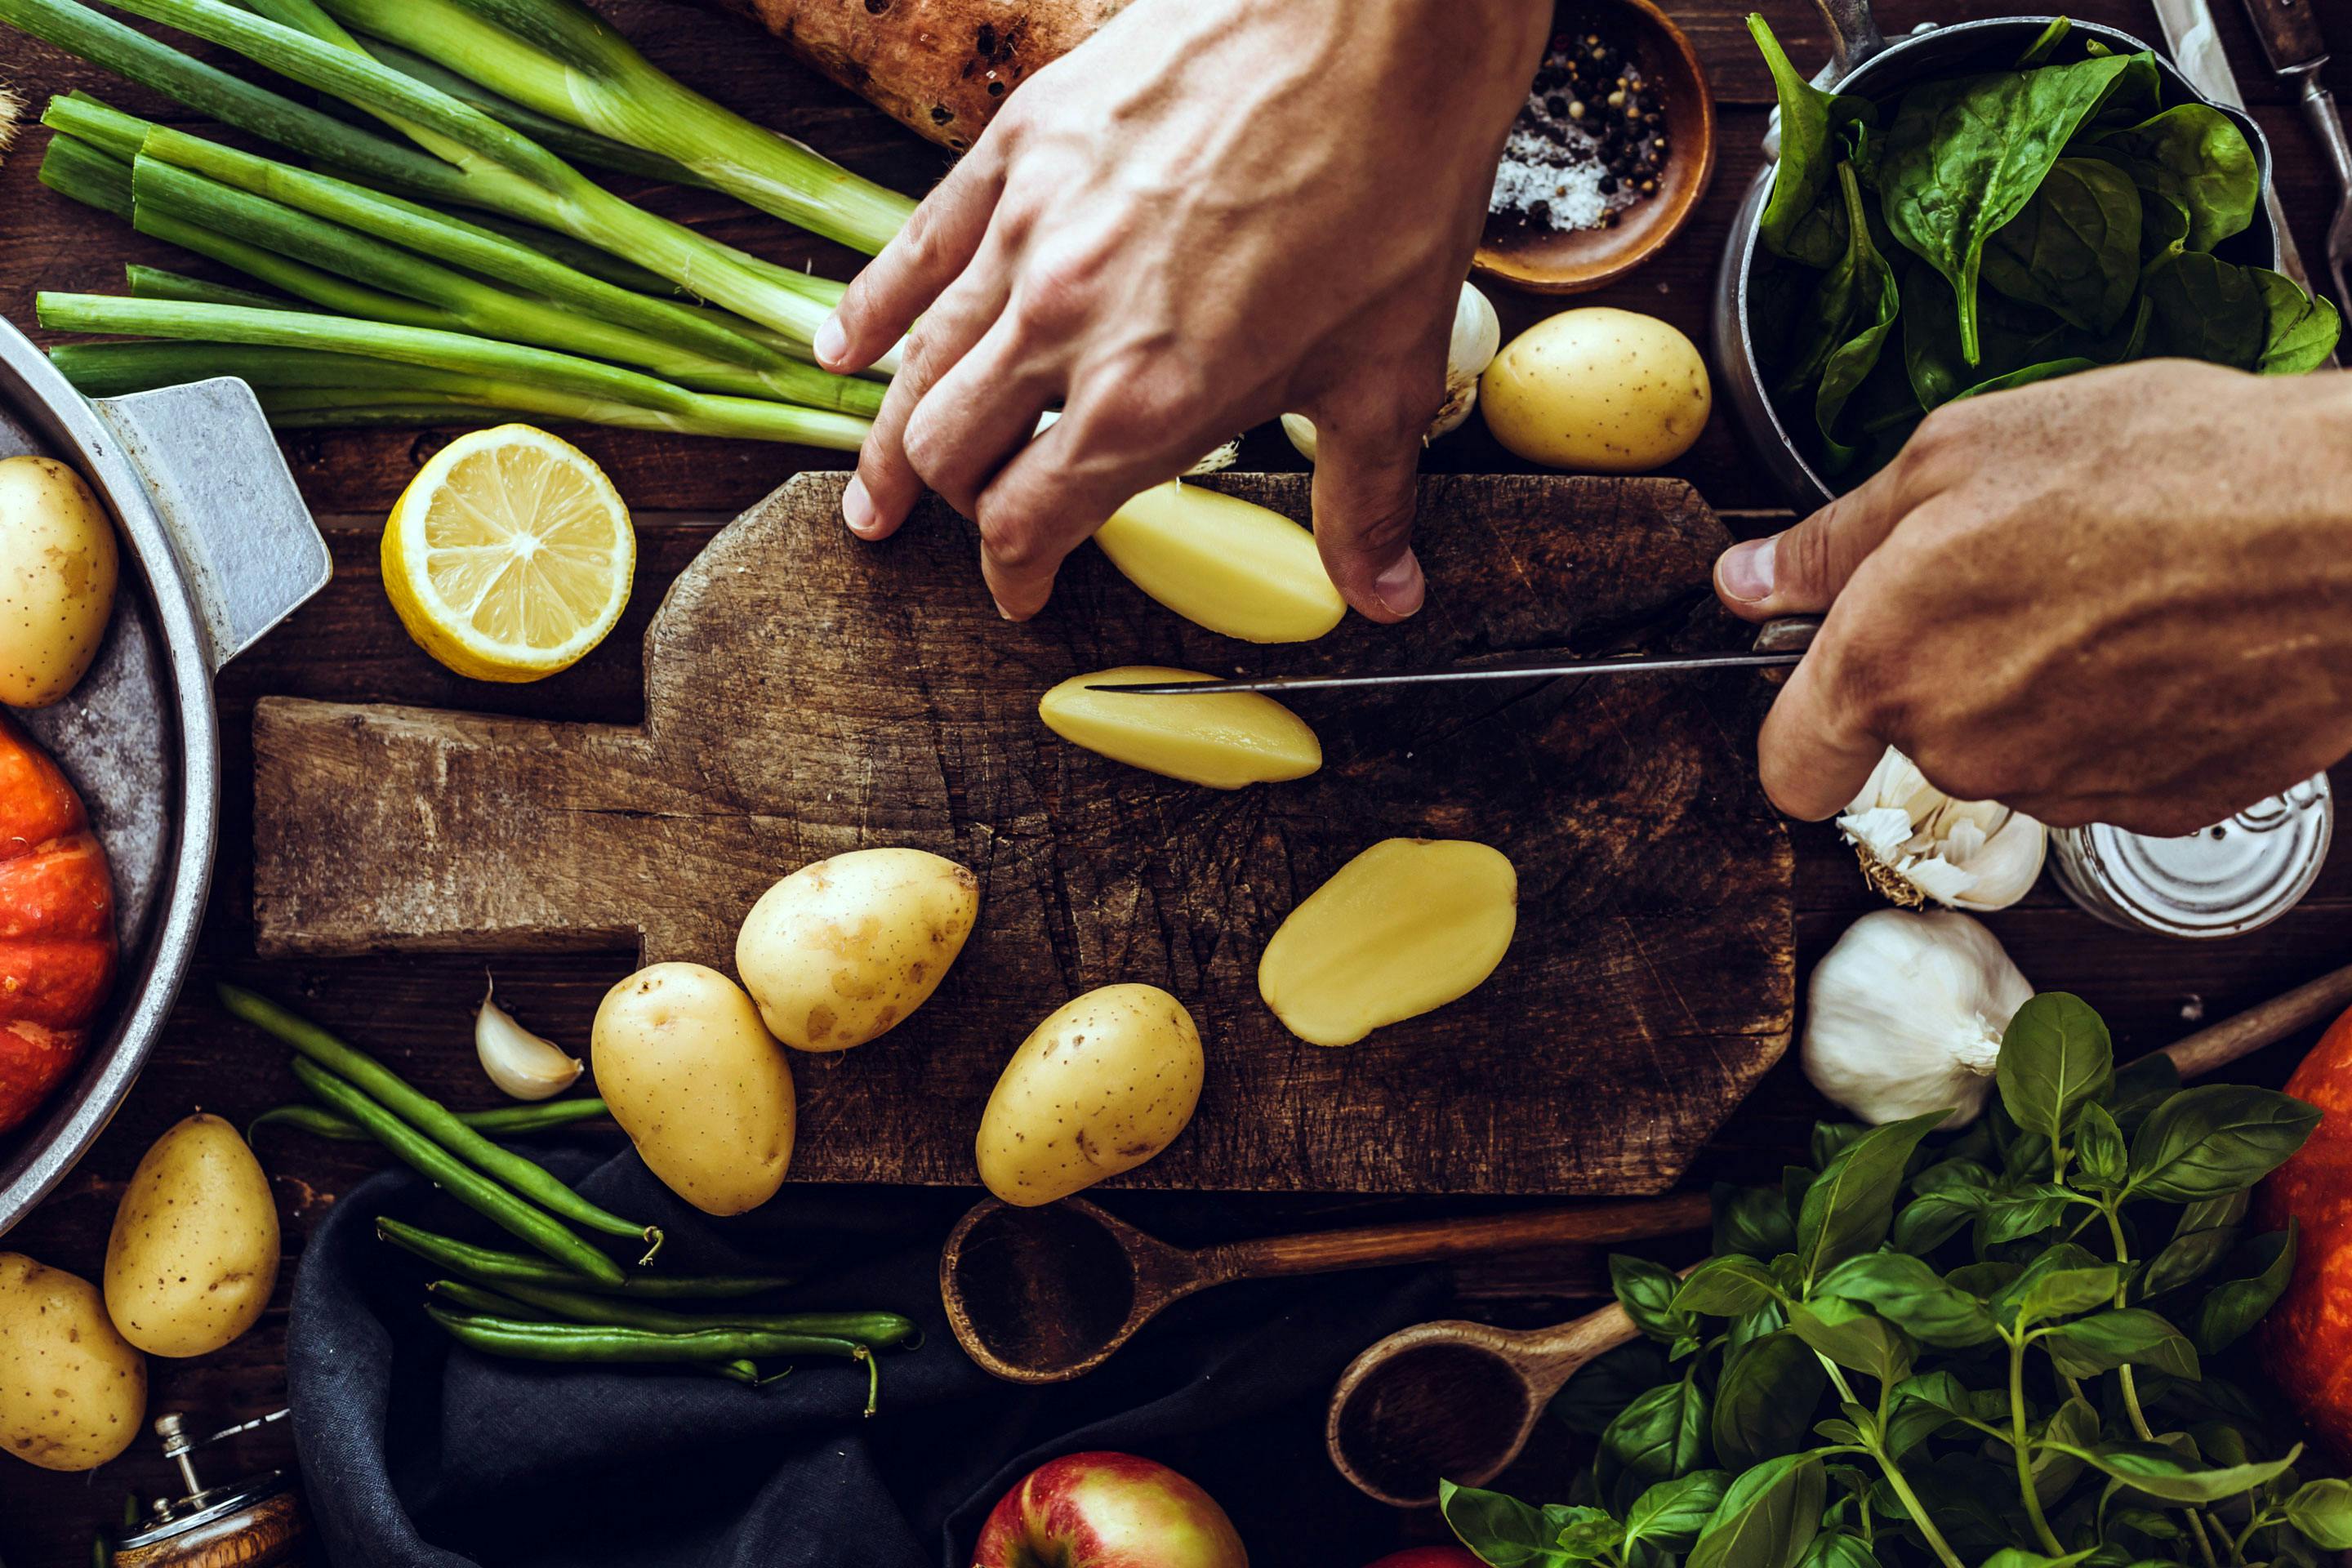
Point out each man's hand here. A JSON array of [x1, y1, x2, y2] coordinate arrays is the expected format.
[[814, 0, 1547, 623], [1714, 363, 2352, 835]]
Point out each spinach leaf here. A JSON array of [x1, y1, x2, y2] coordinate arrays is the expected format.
[[1981, 157, 2142, 332], [2192, 1222, 2297, 1354], [1903, 262, 2077, 410], [2256, 269, 2343, 374], [1713, 1330, 1826, 1469], [1795, 1109, 1949, 1286], [2087, 104, 2260, 253], [1949, 358, 2102, 403], [2038, 1307, 2200, 1379], [1997, 991, 2114, 1142], [2015, 17, 2069, 69], [1879, 50, 2148, 364], [1815, 165, 1903, 470], [2126, 1084, 2320, 1202], [1625, 1470, 1731, 1553], [1750, 16, 1871, 269], [2145, 251, 2270, 368], [1687, 1452, 1825, 1568]]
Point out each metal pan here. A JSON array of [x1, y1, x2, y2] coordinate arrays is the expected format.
[[1711, 0, 2279, 506], [0, 316, 327, 1233]]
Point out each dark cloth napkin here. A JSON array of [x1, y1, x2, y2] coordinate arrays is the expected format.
[[287, 1145, 1446, 1568]]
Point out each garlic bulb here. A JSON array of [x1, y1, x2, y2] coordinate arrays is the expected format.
[[1283, 281, 1502, 461], [475, 978, 582, 1101], [1804, 908, 2034, 1125], [1838, 746, 2047, 912]]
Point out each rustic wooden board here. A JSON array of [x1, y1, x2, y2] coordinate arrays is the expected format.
[[252, 474, 1793, 1194]]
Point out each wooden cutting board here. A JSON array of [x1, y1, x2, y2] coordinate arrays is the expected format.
[[252, 473, 1793, 1195]]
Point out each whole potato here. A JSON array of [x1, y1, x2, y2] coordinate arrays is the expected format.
[[1479, 309, 1711, 473], [104, 1113, 280, 1357], [735, 847, 979, 1052], [593, 962, 795, 1214], [976, 984, 1204, 1207], [0, 1253, 145, 1472], [0, 456, 119, 708]]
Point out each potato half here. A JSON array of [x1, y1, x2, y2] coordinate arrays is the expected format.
[[1092, 481, 1345, 644], [1039, 667, 1321, 790], [735, 847, 979, 1052], [104, 1113, 280, 1358], [976, 983, 1204, 1206], [1258, 838, 1519, 1045], [0, 1253, 145, 1472]]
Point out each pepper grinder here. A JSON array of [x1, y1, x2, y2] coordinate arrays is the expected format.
[[109, 1410, 311, 1567], [2236, 0, 2352, 318]]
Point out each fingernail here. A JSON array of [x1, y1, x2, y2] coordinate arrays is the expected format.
[[1719, 537, 1777, 604], [1373, 550, 1425, 618], [841, 474, 879, 537], [813, 314, 847, 368]]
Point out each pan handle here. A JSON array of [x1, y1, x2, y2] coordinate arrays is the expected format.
[[89, 378, 329, 675], [1812, 0, 1887, 87]]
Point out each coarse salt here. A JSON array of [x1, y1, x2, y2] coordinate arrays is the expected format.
[[1489, 122, 1609, 232]]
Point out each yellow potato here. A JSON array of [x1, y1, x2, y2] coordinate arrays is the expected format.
[[0, 1253, 145, 1472], [1479, 309, 1712, 473], [1093, 481, 1345, 644], [735, 847, 979, 1052], [0, 456, 119, 707], [103, 1114, 279, 1358], [976, 983, 1204, 1207], [592, 962, 795, 1215], [1039, 668, 1321, 790], [1258, 839, 1518, 1046]]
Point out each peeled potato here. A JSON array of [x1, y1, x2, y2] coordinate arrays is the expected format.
[[976, 984, 1204, 1206], [1093, 481, 1345, 644], [104, 1113, 280, 1358], [0, 1253, 145, 1472], [0, 456, 119, 708], [1039, 667, 1321, 790], [1259, 839, 1518, 1045], [593, 963, 795, 1215], [1480, 309, 1711, 473], [735, 847, 980, 1052]]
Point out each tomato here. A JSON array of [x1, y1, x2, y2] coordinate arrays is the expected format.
[[2256, 1002, 2352, 1462]]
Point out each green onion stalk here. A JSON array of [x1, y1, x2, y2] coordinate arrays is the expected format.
[[316, 0, 915, 255], [38, 296, 873, 448]]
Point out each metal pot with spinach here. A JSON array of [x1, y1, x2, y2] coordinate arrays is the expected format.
[[1744, 14, 2341, 487]]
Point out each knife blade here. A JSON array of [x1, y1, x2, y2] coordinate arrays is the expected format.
[[1089, 617, 1819, 697]]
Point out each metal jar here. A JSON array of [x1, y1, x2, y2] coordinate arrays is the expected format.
[[0, 317, 327, 1233], [2048, 774, 2334, 939]]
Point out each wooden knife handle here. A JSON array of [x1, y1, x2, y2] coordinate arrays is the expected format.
[[2238, 0, 2330, 77], [1202, 1191, 1710, 1282]]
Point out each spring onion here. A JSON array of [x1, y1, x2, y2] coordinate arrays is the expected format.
[[124, 265, 295, 312], [315, 0, 915, 254]]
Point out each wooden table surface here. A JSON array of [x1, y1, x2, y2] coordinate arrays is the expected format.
[[3, 1, 2350, 1561]]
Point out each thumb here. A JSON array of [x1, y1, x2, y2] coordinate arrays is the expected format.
[[1715, 452, 1918, 622], [1754, 631, 1889, 820], [1310, 414, 1426, 623]]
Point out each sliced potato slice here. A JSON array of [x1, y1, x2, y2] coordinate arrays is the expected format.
[[1092, 481, 1345, 644], [1039, 667, 1321, 790], [1258, 839, 1518, 1046]]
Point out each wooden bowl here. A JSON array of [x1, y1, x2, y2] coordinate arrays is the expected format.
[[1473, 0, 1717, 295]]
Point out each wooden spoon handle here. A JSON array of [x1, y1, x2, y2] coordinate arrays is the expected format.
[[1196, 1191, 1709, 1285], [2155, 960, 2352, 1081]]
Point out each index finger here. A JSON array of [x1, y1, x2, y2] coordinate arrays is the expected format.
[[819, 145, 1005, 374], [1754, 626, 1890, 821]]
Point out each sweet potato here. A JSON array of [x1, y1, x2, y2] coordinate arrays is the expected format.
[[696, 0, 1127, 150]]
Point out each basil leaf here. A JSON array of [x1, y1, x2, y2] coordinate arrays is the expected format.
[[1611, 1254, 1698, 1346], [1980, 1552, 2094, 1568], [1796, 1110, 1949, 1287], [1816, 1251, 1998, 1348], [1992, 1243, 2114, 1330], [1438, 1481, 1588, 1568], [2107, 1053, 2181, 1135], [1798, 1530, 1880, 1568], [1554, 1507, 1624, 1562], [1811, 1121, 1867, 1170], [2028, 1396, 2100, 1506], [1728, 1298, 1785, 1354], [1998, 992, 2114, 1143], [2126, 1085, 2320, 1202], [2072, 1102, 2128, 1191], [2283, 1477, 2352, 1550], [1599, 1374, 1711, 1508], [1891, 1190, 1983, 1254], [1790, 1298, 1916, 1385], [2039, 1307, 2199, 1379], [1624, 1470, 1731, 1552], [2049, 1440, 2301, 1503], [1674, 1255, 1781, 1319], [2144, 1192, 2247, 1297], [1687, 1452, 1825, 1568], [1982, 1181, 2076, 1244], [2086, 103, 2260, 252], [1713, 1330, 1827, 1469], [1946, 1259, 2024, 1300], [1981, 157, 2142, 332], [2193, 1221, 2297, 1355], [1912, 1157, 1995, 1197], [1552, 1342, 1668, 1437], [1715, 1183, 1797, 1260]]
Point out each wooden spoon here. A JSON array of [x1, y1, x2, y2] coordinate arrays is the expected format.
[[1323, 959, 2352, 1509], [938, 1191, 1710, 1384]]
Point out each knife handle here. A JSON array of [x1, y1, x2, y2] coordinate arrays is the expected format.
[[1753, 616, 1820, 656], [2238, 0, 2329, 77]]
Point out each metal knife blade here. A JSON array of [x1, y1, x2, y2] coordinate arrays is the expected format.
[[1087, 647, 1807, 696]]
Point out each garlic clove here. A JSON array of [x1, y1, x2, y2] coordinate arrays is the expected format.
[[1946, 809, 2049, 912], [1837, 745, 2047, 913], [1280, 412, 1320, 462], [1802, 907, 2033, 1125], [475, 977, 583, 1101], [1281, 281, 1501, 462]]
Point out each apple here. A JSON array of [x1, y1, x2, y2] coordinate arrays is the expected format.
[[971, 1451, 1248, 1568], [1363, 1552, 1482, 1568]]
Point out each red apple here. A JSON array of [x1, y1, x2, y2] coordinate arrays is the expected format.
[[1363, 1550, 1483, 1568], [971, 1452, 1248, 1568]]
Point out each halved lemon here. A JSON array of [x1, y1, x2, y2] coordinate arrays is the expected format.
[[381, 425, 636, 683]]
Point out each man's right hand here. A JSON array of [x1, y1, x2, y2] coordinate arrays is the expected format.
[[1713, 361, 2352, 835]]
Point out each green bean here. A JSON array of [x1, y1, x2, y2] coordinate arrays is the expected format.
[[425, 1283, 773, 1385], [376, 1218, 795, 1298], [249, 1098, 610, 1143], [424, 1307, 878, 1413], [484, 1277, 918, 1348], [220, 984, 662, 1263], [292, 1058, 626, 1285]]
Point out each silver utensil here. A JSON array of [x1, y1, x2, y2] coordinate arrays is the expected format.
[[2225, 0, 2351, 320]]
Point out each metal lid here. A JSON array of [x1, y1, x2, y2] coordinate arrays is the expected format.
[[2060, 775, 2333, 939]]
